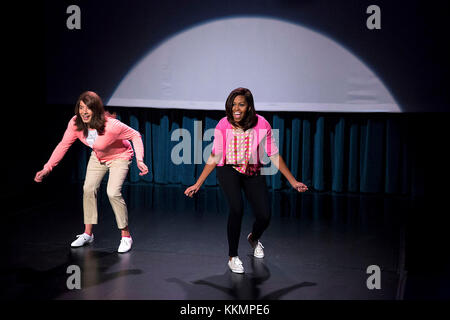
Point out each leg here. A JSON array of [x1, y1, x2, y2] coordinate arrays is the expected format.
[[83, 153, 108, 228], [242, 174, 271, 242], [217, 166, 244, 258], [106, 158, 131, 231]]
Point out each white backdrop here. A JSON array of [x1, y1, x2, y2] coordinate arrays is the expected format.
[[108, 17, 400, 112]]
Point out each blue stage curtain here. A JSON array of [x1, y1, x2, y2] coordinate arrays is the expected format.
[[75, 108, 419, 195]]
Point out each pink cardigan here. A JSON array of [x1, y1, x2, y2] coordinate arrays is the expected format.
[[212, 114, 279, 168], [44, 116, 144, 172]]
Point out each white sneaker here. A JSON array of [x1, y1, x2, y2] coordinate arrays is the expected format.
[[71, 233, 94, 247], [118, 236, 133, 253], [247, 233, 264, 258], [228, 256, 244, 273]]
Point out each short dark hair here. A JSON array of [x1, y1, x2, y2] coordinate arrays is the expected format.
[[225, 87, 258, 131]]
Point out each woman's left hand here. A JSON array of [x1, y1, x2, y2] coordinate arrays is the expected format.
[[137, 160, 149, 176], [291, 180, 308, 192]]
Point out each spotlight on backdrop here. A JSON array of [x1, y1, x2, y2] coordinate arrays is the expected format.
[[108, 17, 400, 113]]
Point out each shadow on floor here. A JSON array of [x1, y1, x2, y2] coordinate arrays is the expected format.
[[167, 255, 316, 300], [1, 247, 142, 299]]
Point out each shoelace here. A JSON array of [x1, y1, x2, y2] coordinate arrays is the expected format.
[[233, 258, 243, 266], [75, 234, 92, 240], [249, 237, 264, 249]]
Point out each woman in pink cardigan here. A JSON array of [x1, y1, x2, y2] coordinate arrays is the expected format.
[[184, 87, 308, 273], [34, 91, 148, 253]]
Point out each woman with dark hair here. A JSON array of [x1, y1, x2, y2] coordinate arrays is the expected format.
[[34, 91, 149, 253], [184, 87, 307, 273]]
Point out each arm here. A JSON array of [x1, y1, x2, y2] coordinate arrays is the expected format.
[[185, 120, 224, 197], [130, 133, 148, 176], [262, 118, 307, 192], [184, 153, 220, 198], [269, 153, 308, 192], [115, 120, 148, 176], [34, 119, 78, 182]]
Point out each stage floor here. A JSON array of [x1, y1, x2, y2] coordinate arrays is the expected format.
[[2, 183, 412, 300]]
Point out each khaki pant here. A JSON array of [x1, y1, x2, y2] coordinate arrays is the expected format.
[[83, 152, 131, 229]]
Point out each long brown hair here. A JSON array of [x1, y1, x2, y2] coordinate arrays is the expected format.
[[74, 91, 115, 137], [225, 87, 258, 131]]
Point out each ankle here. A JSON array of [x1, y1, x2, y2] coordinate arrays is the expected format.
[[121, 231, 131, 238], [84, 224, 93, 236], [121, 226, 130, 238]]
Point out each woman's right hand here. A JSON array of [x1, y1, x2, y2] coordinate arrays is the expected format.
[[184, 183, 201, 198], [34, 168, 50, 183]]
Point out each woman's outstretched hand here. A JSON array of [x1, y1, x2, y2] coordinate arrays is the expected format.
[[291, 180, 308, 192], [34, 168, 50, 183], [184, 184, 200, 198], [137, 160, 149, 176]]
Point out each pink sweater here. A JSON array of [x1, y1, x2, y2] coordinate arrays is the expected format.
[[212, 114, 279, 168], [44, 116, 144, 172]]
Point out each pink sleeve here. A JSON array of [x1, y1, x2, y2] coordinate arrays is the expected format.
[[211, 120, 226, 156], [114, 119, 145, 162], [44, 118, 78, 172], [264, 120, 279, 157]]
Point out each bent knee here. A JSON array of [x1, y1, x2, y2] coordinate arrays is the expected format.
[[83, 183, 98, 196], [228, 205, 244, 217], [106, 188, 122, 199]]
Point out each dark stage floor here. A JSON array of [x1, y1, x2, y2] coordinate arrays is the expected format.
[[2, 183, 445, 300]]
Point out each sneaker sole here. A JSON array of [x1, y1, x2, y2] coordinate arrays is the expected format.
[[229, 268, 244, 274], [70, 240, 94, 248]]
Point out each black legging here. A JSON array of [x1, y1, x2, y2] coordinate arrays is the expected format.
[[216, 165, 271, 257]]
